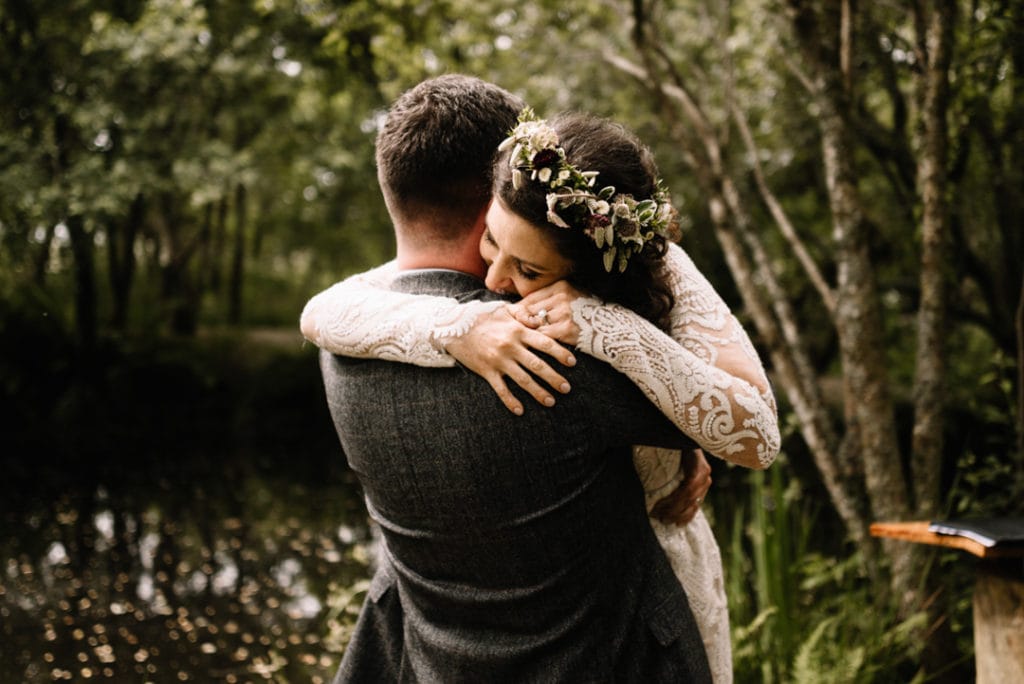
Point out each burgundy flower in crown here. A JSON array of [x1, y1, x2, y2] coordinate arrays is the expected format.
[[532, 148, 560, 169], [499, 108, 678, 272], [584, 212, 611, 239]]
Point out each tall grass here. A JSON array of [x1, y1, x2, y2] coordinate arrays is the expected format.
[[723, 460, 930, 683]]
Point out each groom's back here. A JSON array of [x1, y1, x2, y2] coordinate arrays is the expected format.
[[322, 271, 710, 682]]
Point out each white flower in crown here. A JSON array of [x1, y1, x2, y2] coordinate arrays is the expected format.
[[525, 121, 559, 151]]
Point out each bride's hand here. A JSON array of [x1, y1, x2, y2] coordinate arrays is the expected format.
[[507, 281, 586, 346], [652, 448, 712, 526], [443, 306, 577, 416]]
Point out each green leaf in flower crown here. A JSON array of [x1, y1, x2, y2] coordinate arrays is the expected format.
[[603, 246, 616, 272]]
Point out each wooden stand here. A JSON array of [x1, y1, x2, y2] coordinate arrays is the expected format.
[[870, 521, 1024, 683]]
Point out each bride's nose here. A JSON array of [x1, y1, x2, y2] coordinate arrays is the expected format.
[[484, 259, 515, 294]]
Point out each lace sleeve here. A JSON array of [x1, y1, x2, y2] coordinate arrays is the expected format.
[[664, 243, 778, 415], [299, 261, 504, 368], [571, 260, 780, 469]]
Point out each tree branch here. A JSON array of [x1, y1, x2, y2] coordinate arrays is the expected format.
[[731, 103, 837, 313]]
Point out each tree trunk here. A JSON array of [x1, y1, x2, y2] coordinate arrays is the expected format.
[[30, 216, 55, 286], [820, 105, 905, 522], [108, 193, 144, 331], [53, 112, 96, 352], [164, 267, 198, 336], [252, 196, 270, 259], [786, 0, 914, 602], [155, 193, 201, 336], [1006, 3, 1024, 457], [228, 182, 247, 325], [1017, 271, 1024, 459], [66, 214, 97, 355], [180, 201, 213, 332], [209, 195, 228, 292], [910, 1, 955, 518]]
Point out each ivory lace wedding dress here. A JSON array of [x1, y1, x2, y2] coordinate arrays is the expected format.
[[302, 243, 779, 683]]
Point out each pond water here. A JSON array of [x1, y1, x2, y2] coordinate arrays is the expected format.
[[1, 459, 374, 683]]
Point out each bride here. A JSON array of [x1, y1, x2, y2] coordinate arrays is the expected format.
[[301, 109, 780, 683]]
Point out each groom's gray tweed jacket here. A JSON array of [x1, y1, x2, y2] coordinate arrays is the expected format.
[[323, 269, 711, 683]]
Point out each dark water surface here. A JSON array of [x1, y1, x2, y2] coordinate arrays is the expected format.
[[1, 336, 375, 682], [1, 471, 372, 683]]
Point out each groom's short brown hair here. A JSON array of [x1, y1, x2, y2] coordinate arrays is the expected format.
[[375, 75, 524, 242]]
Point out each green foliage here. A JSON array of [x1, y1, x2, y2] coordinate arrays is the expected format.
[[0, 0, 399, 338], [722, 462, 931, 682], [727, 461, 810, 682], [322, 578, 372, 656], [944, 331, 1024, 518], [788, 609, 931, 684]]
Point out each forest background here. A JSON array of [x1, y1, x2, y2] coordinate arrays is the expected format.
[[1, 0, 1022, 682]]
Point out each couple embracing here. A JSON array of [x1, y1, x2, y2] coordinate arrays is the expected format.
[[301, 75, 780, 683]]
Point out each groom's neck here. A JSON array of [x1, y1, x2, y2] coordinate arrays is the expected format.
[[394, 222, 487, 280]]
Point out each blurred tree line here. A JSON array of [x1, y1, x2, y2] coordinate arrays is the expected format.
[[2, 0, 1022, 680], [0, 0, 396, 342]]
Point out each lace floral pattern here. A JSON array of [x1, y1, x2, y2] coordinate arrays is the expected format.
[[572, 294, 779, 470]]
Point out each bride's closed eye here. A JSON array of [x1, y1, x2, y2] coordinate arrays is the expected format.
[[482, 228, 541, 280], [517, 265, 541, 281]]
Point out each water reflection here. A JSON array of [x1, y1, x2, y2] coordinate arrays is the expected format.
[[1, 471, 373, 682]]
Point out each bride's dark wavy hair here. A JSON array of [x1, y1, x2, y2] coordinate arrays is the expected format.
[[492, 112, 676, 331]]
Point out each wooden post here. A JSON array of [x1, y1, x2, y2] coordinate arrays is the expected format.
[[870, 521, 1024, 679], [974, 558, 1024, 684]]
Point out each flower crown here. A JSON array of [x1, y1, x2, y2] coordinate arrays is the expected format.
[[497, 108, 677, 273]]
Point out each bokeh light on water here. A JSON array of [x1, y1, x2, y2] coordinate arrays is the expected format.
[[1, 470, 374, 682]]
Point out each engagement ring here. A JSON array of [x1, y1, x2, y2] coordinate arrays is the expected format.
[[537, 308, 550, 325]]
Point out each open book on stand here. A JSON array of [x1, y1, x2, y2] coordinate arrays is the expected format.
[[928, 517, 1024, 548]]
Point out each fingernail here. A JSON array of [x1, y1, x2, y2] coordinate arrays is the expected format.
[[543, 396, 555, 407], [566, 355, 576, 366], [513, 406, 523, 416], [560, 383, 571, 393]]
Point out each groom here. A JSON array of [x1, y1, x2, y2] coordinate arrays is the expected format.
[[321, 75, 712, 682]]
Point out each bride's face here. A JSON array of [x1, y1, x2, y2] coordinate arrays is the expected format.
[[480, 198, 573, 297]]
